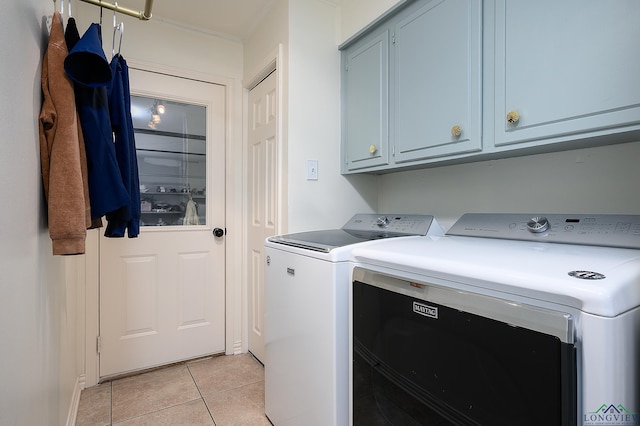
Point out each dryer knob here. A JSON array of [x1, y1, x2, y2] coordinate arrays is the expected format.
[[526, 216, 550, 233], [375, 216, 390, 228]]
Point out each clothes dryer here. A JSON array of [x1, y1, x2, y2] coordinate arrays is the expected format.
[[350, 213, 640, 426]]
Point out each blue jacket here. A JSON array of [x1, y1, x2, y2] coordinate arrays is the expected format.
[[65, 23, 130, 221], [105, 54, 141, 238]]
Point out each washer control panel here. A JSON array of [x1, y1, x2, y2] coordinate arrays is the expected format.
[[447, 214, 640, 249], [343, 214, 440, 236]]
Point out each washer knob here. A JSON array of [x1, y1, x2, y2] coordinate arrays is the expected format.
[[375, 216, 390, 228], [526, 216, 550, 233]]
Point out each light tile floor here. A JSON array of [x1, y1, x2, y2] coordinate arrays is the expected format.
[[75, 353, 271, 426]]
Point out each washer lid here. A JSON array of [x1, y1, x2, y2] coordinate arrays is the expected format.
[[267, 214, 442, 252], [268, 229, 384, 253]]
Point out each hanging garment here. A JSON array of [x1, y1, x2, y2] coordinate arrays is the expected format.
[[64, 16, 99, 230], [38, 12, 88, 255], [64, 23, 129, 222], [64, 23, 112, 87], [104, 54, 141, 238], [183, 199, 200, 225]]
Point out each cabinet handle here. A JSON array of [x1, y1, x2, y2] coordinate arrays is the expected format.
[[507, 110, 520, 124], [369, 144, 377, 154], [451, 125, 462, 138]]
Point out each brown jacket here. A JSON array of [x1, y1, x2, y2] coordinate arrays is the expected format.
[[39, 12, 91, 255]]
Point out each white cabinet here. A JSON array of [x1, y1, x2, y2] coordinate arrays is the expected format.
[[491, 0, 640, 150], [394, 0, 482, 163]]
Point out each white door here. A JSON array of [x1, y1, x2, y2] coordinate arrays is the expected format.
[[247, 70, 278, 363], [99, 69, 226, 377]]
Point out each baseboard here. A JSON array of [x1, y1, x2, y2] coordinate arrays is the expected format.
[[232, 339, 243, 355], [66, 375, 84, 426]]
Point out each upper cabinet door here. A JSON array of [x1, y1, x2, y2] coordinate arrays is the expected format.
[[493, 0, 640, 147], [394, 0, 482, 163], [343, 30, 390, 172]]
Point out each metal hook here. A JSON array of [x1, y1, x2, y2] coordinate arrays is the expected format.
[[68, 0, 72, 18], [118, 22, 124, 56], [47, 0, 55, 33], [112, 2, 118, 58]]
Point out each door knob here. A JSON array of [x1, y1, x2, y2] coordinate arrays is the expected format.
[[213, 227, 225, 237]]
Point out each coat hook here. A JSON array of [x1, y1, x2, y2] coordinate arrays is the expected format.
[[118, 22, 124, 56], [112, 2, 118, 58]]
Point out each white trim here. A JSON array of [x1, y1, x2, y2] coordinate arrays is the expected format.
[[274, 43, 287, 235], [84, 229, 100, 387], [65, 375, 84, 426], [141, 15, 245, 44], [245, 59, 276, 91], [244, 46, 279, 91]]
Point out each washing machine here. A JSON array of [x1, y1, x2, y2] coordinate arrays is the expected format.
[[350, 213, 640, 426], [264, 214, 444, 426]]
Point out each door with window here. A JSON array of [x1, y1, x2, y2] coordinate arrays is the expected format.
[[99, 69, 226, 377]]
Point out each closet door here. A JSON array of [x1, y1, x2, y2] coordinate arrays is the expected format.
[[99, 69, 226, 378], [247, 70, 279, 363]]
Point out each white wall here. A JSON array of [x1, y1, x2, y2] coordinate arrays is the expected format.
[[339, 0, 403, 43], [378, 141, 640, 229], [244, 0, 289, 83], [287, 0, 378, 231], [245, 0, 380, 233], [73, 2, 243, 82], [0, 2, 81, 425]]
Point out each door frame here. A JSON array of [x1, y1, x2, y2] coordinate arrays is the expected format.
[[82, 59, 243, 387]]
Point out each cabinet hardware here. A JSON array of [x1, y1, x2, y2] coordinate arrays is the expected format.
[[507, 110, 520, 124]]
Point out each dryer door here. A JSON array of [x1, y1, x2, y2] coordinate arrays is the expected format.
[[352, 269, 577, 426]]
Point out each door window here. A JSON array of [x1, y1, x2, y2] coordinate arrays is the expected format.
[[131, 96, 207, 226]]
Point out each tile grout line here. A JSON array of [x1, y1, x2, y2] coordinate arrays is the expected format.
[[111, 399, 208, 425], [109, 364, 207, 425], [186, 362, 217, 425]]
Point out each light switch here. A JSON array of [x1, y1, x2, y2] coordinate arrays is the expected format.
[[306, 160, 318, 180]]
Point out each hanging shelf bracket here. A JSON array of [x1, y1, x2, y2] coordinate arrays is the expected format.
[[78, 0, 153, 21]]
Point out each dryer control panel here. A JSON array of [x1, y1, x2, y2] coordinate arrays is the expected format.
[[447, 213, 640, 249]]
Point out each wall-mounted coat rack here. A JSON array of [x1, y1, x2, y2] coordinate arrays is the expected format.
[[78, 0, 153, 21]]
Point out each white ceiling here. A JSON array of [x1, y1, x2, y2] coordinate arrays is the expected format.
[[123, 0, 279, 40]]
